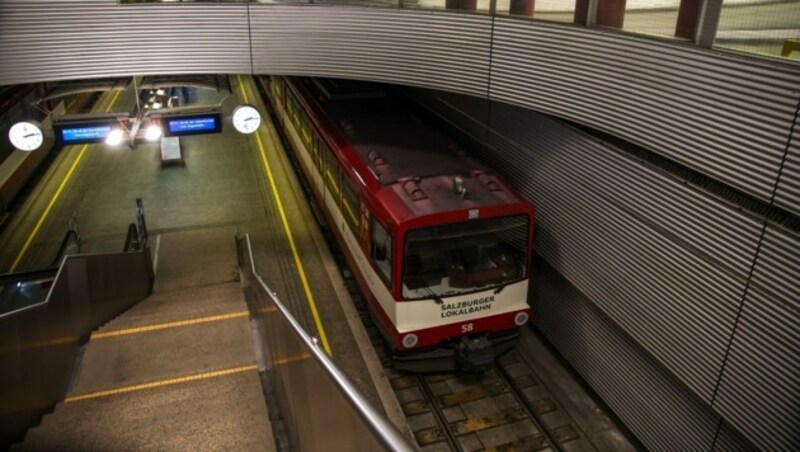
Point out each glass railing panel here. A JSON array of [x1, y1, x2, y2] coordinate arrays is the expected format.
[[112, 0, 800, 60], [313, 0, 400, 6], [236, 233, 412, 451], [495, 0, 576, 23], [716, 0, 800, 59], [405, 0, 493, 14], [0, 270, 57, 316], [623, 0, 681, 38], [0, 248, 152, 443]]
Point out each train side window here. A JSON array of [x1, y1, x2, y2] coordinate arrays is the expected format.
[[310, 134, 319, 169], [342, 178, 360, 235], [287, 94, 300, 129], [372, 217, 392, 286], [322, 142, 340, 200], [299, 111, 313, 149]]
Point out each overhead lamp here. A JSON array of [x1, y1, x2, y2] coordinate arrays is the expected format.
[[145, 124, 163, 141], [105, 128, 125, 146], [151, 102, 163, 110]]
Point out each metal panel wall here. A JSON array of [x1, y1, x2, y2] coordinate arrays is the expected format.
[[249, 6, 492, 96], [712, 420, 756, 452], [773, 121, 800, 214], [410, 89, 771, 448], [713, 226, 800, 451], [533, 257, 722, 451], [489, 18, 800, 204], [421, 90, 762, 402], [0, 1, 251, 85]]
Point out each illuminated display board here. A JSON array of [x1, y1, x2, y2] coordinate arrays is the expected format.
[[163, 113, 221, 137], [57, 124, 113, 144]]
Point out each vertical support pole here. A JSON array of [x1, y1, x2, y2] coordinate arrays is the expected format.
[[675, 0, 702, 39], [509, 0, 534, 16], [576, 0, 625, 28], [575, 0, 599, 26], [575, 0, 590, 25], [596, 0, 626, 28], [446, 0, 478, 11], [695, 0, 724, 48]]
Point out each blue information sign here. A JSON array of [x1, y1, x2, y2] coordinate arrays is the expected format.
[[59, 125, 112, 143], [164, 114, 221, 137]]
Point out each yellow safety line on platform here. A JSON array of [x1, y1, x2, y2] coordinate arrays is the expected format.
[[65, 364, 258, 402], [272, 354, 312, 367], [9, 89, 124, 273], [90, 311, 251, 340], [236, 75, 332, 356]]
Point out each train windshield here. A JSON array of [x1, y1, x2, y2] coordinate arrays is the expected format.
[[402, 215, 529, 300]]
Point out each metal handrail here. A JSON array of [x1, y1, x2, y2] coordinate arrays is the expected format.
[[237, 232, 413, 451], [51, 228, 80, 267], [124, 223, 140, 251]]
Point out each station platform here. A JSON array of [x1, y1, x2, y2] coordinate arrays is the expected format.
[[2, 79, 404, 449]]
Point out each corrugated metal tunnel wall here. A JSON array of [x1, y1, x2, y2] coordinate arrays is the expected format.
[[0, 2, 798, 449], [412, 89, 799, 451]]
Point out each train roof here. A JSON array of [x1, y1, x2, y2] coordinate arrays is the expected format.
[[298, 78, 531, 222]]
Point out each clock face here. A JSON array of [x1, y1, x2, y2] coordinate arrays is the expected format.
[[232, 105, 262, 134], [9, 121, 44, 151]]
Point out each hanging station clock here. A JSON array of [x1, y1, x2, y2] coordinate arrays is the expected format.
[[9, 121, 45, 151], [232, 105, 262, 134]]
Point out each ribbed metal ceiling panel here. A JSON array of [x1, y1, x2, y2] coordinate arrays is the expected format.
[[773, 122, 800, 216], [421, 92, 761, 402], [0, 2, 251, 85], [249, 6, 492, 96], [533, 259, 720, 451], [489, 18, 800, 203], [713, 226, 799, 451]]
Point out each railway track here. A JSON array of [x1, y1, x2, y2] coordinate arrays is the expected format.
[[345, 258, 589, 451], [257, 77, 596, 451], [317, 216, 592, 450]]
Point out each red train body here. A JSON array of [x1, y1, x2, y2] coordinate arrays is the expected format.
[[266, 76, 535, 372]]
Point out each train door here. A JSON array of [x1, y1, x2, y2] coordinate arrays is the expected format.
[[359, 201, 370, 255]]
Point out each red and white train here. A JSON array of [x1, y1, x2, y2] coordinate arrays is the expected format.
[[265, 76, 535, 372]]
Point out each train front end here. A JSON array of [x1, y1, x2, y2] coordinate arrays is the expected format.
[[391, 207, 534, 373]]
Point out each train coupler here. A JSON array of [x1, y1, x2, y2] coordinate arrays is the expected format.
[[457, 335, 494, 373]]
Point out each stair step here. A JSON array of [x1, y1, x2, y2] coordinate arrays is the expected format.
[[16, 370, 272, 450], [71, 281, 253, 397]]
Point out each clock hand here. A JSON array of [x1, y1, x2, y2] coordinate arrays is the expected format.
[[24, 133, 40, 138]]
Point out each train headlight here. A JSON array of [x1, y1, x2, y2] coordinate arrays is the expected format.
[[402, 333, 419, 349], [514, 311, 529, 326]]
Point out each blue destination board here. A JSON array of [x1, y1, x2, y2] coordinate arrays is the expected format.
[[164, 114, 221, 137], [59, 125, 112, 143]]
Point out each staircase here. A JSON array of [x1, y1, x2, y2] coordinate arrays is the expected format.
[[14, 227, 275, 450]]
